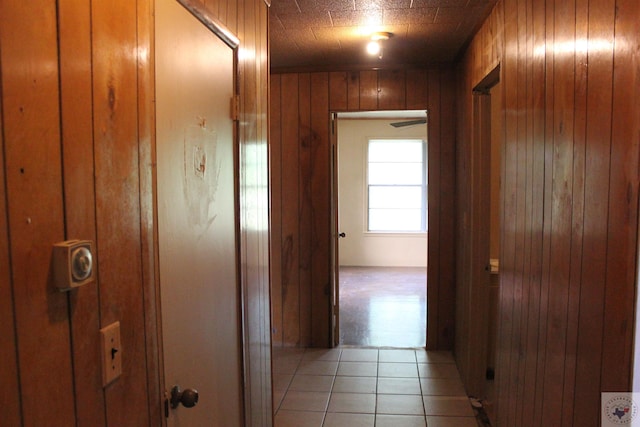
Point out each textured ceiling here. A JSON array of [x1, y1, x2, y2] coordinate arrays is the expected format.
[[269, 0, 497, 70]]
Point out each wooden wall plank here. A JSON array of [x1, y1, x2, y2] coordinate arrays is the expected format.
[[270, 74, 284, 346], [298, 73, 312, 345], [329, 72, 347, 111], [454, 58, 472, 380], [359, 71, 378, 110], [437, 68, 456, 349], [280, 73, 301, 345], [228, 0, 238, 35], [601, 0, 640, 394], [494, 0, 517, 424], [532, 0, 556, 423], [347, 71, 360, 110], [516, 0, 538, 423], [540, 1, 576, 421], [91, 1, 150, 425], [453, 71, 472, 388], [0, 62, 22, 427], [511, 0, 529, 421], [135, 0, 162, 423], [427, 69, 445, 348], [406, 69, 428, 110], [521, 0, 546, 424], [236, 0, 273, 423], [572, 0, 615, 424], [259, 4, 273, 422], [58, 0, 106, 425], [310, 72, 331, 347], [426, 68, 442, 350], [560, 0, 588, 424], [0, 1, 76, 425], [378, 69, 406, 110]]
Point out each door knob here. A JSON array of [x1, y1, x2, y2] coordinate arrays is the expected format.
[[170, 385, 199, 409], [338, 232, 346, 238]]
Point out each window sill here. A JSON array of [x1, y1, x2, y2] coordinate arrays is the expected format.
[[364, 231, 428, 237]]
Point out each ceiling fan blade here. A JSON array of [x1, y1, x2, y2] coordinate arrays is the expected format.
[[390, 119, 427, 128]]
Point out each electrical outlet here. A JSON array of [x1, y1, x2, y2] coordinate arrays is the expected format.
[[100, 321, 122, 386]]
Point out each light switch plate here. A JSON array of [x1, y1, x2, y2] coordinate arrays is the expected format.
[[100, 321, 122, 387]]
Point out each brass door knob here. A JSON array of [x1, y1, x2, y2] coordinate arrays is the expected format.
[[170, 385, 199, 409]]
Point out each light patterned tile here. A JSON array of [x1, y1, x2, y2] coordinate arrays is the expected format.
[[415, 351, 455, 364], [273, 357, 302, 374], [378, 349, 417, 363], [337, 361, 378, 377], [297, 360, 339, 376], [422, 396, 475, 417], [274, 347, 480, 427], [327, 392, 376, 413], [417, 363, 460, 378], [273, 373, 294, 391], [378, 362, 419, 378], [280, 390, 331, 412], [420, 378, 467, 396], [340, 348, 379, 362], [375, 414, 427, 427], [425, 416, 478, 427], [303, 348, 342, 362], [273, 347, 306, 360], [332, 376, 377, 394], [323, 412, 375, 426], [376, 394, 424, 415], [275, 409, 325, 427], [377, 377, 421, 395], [273, 388, 286, 411], [289, 375, 335, 392]]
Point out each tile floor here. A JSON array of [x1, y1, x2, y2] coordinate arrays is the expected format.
[[273, 347, 480, 427]]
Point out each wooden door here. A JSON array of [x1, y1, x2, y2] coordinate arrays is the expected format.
[[155, 0, 242, 425]]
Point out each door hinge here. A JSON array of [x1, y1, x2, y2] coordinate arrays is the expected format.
[[164, 392, 170, 418], [230, 94, 240, 121]]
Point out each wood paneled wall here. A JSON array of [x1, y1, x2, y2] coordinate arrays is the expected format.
[[270, 68, 457, 350], [0, 1, 157, 425], [235, 0, 273, 425], [456, 0, 640, 425], [0, 0, 271, 425]]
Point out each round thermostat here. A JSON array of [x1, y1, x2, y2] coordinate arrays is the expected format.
[[71, 246, 93, 282]]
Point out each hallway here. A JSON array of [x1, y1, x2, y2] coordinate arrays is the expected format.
[[273, 347, 479, 427], [272, 267, 483, 426]]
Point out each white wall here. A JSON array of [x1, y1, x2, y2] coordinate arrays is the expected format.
[[337, 118, 428, 267]]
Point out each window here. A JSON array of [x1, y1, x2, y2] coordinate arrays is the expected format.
[[367, 139, 427, 232]]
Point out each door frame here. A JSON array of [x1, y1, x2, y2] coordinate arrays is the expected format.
[[330, 110, 430, 348], [330, 113, 340, 346], [462, 64, 502, 398]]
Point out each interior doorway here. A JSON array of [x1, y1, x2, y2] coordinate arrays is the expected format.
[[461, 66, 501, 423], [155, 0, 242, 424], [333, 111, 428, 348]]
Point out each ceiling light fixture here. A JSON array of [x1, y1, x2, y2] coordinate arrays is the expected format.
[[366, 31, 392, 59]]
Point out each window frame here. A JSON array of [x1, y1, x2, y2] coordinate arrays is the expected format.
[[365, 138, 428, 233]]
